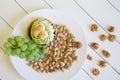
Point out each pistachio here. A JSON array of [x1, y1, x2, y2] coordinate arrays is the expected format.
[[28, 24, 82, 73]]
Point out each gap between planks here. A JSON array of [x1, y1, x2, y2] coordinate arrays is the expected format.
[[14, 0, 29, 14], [82, 68, 95, 80], [0, 47, 4, 52], [73, 0, 120, 44], [106, 0, 120, 13], [0, 16, 13, 29], [44, 0, 53, 9]]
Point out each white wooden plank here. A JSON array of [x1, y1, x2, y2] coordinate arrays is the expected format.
[[0, 49, 24, 80], [71, 69, 93, 80], [75, 0, 120, 42], [45, 0, 120, 75], [108, 0, 120, 12], [0, 18, 12, 47], [16, 0, 50, 13], [82, 47, 120, 80], [0, 0, 26, 27]]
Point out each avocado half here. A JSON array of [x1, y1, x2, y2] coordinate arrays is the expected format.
[[27, 18, 54, 44]]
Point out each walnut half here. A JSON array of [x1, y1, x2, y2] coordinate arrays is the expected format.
[[108, 34, 116, 42], [99, 34, 106, 41], [98, 60, 106, 68], [107, 26, 115, 32], [101, 50, 111, 58], [90, 24, 98, 32], [90, 42, 99, 49], [92, 68, 100, 76]]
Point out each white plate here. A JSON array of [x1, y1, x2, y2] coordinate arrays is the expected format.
[[10, 9, 87, 80]]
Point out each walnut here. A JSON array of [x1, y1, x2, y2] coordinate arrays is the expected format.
[[99, 34, 106, 41], [98, 60, 106, 68], [107, 26, 115, 32], [90, 24, 98, 32], [101, 50, 110, 58], [108, 34, 116, 42], [90, 42, 99, 49], [92, 68, 100, 76], [87, 55, 92, 61]]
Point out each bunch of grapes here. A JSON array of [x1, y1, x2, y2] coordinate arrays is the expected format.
[[3, 36, 48, 61]]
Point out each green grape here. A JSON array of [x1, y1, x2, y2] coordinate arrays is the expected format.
[[8, 38, 16, 45], [3, 36, 49, 61], [33, 48, 39, 53], [31, 44, 37, 48], [26, 43, 30, 47], [22, 38, 29, 43], [14, 36, 22, 42], [17, 41, 24, 47], [4, 48, 11, 55], [11, 49, 16, 56], [3, 42, 11, 48], [34, 54, 40, 62], [27, 44, 36, 51], [20, 44, 27, 51], [41, 47, 48, 54], [26, 42, 31, 45], [19, 52, 26, 58], [26, 54, 34, 61], [39, 54, 44, 59], [26, 51, 30, 55], [30, 51, 37, 56], [8, 37, 13, 42], [14, 48, 21, 55]]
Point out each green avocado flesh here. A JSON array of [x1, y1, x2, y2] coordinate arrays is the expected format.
[[30, 18, 54, 44]]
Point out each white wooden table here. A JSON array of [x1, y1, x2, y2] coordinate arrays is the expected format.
[[0, 0, 120, 80]]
